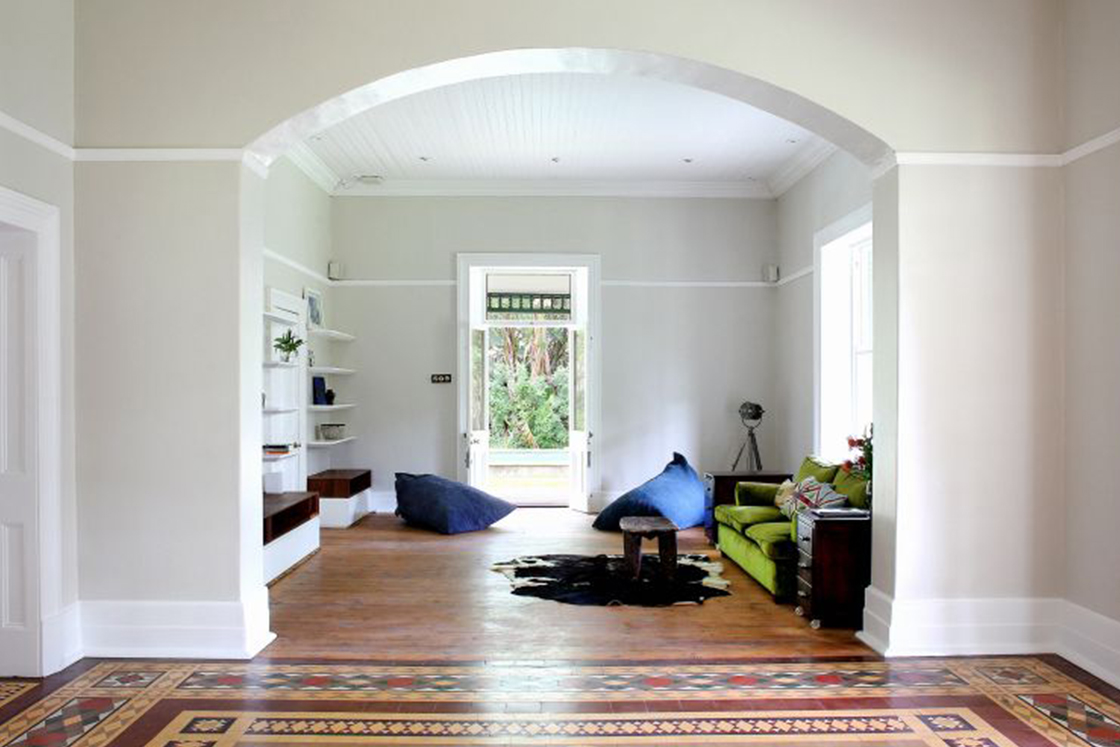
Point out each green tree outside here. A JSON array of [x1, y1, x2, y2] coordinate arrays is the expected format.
[[488, 327, 570, 449]]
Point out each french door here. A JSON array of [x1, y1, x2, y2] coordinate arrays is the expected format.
[[466, 327, 490, 488], [568, 327, 591, 510]]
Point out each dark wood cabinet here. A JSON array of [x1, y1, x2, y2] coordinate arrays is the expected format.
[[794, 510, 871, 629], [263, 491, 320, 545], [703, 471, 792, 543], [308, 469, 371, 498]]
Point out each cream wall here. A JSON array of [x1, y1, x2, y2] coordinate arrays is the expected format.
[[1062, 0, 1120, 633], [73, 0, 1062, 153], [328, 196, 780, 497], [772, 151, 872, 471], [0, 0, 78, 612], [264, 157, 332, 290]]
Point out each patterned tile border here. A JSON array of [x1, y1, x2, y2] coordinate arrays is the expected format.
[[0, 683, 34, 710], [0, 656, 1115, 747]]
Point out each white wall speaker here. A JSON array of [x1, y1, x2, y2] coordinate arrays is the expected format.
[[763, 263, 780, 283], [327, 260, 345, 280]]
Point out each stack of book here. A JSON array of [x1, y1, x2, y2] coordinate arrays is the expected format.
[[263, 443, 295, 456]]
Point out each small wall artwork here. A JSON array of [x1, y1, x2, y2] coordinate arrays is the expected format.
[[304, 287, 324, 328]]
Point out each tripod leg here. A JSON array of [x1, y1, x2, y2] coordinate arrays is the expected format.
[[748, 430, 763, 471], [731, 440, 747, 471]]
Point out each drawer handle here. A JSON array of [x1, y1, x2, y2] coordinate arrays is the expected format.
[[800, 536, 810, 543], [797, 590, 808, 598], [798, 562, 810, 569]]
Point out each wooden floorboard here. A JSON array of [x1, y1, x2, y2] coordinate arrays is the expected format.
[[262, 507, 874, 662]]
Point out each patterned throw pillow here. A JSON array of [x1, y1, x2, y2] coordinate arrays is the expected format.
[[773, 480, 797, 514], [786, 477, 847, 516]]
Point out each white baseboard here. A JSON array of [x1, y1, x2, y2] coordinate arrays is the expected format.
[[41, 602, 83, 674], [859, 587, 1120, 688], [1057, 600, 1120, 690], [81, 585, 274, 660], [368, 490, 397, 514]]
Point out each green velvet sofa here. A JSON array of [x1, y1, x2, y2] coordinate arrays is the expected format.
[[714, 457, 868, 598]]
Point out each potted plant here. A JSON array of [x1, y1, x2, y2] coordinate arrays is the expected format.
[[273, 329, 304, 363]]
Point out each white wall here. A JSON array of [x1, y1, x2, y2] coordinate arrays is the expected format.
[[1061, 0, 1120, 648], [772, 151, 872, 470], [264, 157, 332, 291], [0, 0, 78, 619], [327, 196, 779, 496]]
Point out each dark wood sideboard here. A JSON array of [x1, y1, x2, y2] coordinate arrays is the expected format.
[[702, 471, 792, 544], [794, 509, 871, 629]]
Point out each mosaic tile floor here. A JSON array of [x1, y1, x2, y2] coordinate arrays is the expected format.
[[0, 656, 1117, 745]]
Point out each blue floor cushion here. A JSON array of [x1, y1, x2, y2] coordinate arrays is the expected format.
[[592, 453, 706, 531], [395, 473, 516, 534]]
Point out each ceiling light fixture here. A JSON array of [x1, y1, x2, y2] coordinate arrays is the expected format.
[[786, 138, 799, 144], [551, 156, 561, 163], [418, 156, 431, 162], [682, 158, 694, 163]]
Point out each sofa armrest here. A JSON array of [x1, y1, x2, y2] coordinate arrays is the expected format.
[[735, 481, 780, 506]]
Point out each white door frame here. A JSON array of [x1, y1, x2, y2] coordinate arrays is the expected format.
[[812, 202, 872, 456], [455, 253, 601, 507], [0, 185, 67, 676]]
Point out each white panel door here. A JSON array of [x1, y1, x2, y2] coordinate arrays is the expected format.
[[0, 228, 40, 675]]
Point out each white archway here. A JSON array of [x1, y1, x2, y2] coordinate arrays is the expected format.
[[246, 48, 894, 170]]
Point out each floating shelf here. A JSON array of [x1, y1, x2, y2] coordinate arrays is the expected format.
[[263, 450, 300, 462], [308, 437, 357, 448], [264, 310, 300, 326], [263, 407, 298, 414], [309, 328, 356, 343], [308, 404, 356, 412], [309, 366, 355, 376], [264, 360, 299, 369]]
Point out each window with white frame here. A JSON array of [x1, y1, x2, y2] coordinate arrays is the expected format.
[[817, 219, 873, 463]]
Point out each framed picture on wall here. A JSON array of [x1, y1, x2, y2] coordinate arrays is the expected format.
[[304, 287, 324, 328]]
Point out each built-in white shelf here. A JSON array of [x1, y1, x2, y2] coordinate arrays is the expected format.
[[308, 404, 356, 412], [309, 327, 356, 343], [264, 310, 300, 326], [263, 450, 300, 462], [263, 407, 298, 414], [307, 437, 357, 448], [264, 360, 299, 369], [310, 366, 355, 376]]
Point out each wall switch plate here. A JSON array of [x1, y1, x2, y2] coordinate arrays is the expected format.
[[431, 373, 453, 384]]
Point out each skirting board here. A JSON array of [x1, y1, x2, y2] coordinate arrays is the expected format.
[[858, 586, 1120, 688], [368, 490, 397, 514], [80, 586, 275, 660], [41, 602, 83, 675]]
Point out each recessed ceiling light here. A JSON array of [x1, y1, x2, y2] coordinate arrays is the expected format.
[[746, 176, 757, 182], [786, 138, 799, 144], [418, 156, 432, 162], [551, 156, 561, 163], [682, 158, 694, 164]]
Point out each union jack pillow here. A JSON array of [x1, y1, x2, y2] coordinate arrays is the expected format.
[[791, 477, 847, 514]]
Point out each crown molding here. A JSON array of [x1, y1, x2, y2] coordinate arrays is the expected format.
[[0, 110, 74, 160], [1062, 125, 1120, 165], [767, 139, 838, 196], [895, 151, 1063, 168], [74, 148, 245, 162], [331, 178, 773, 199], [284, 142, 338, 193]]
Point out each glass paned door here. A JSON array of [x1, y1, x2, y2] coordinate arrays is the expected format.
[[568, 327, 590, 509], [467, 327, 489, 488]]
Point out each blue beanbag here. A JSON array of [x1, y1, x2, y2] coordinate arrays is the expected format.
[[592, 453, 706, 531], [394, 473, 516, 534]]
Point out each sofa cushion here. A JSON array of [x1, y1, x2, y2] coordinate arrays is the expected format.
[[833, 469, 869, 509], [744, 521, 797, 560], [792, 477, 847, 513], [794, 456, 839, 484], [734, 481, 779, 506], [592, 452, 706, 531], [394, 473, 516, 534], [773, 479, 797, 512], [714, 504, 783, 533]]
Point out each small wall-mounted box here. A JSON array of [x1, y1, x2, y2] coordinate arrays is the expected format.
[[431, 374, 453, 384]]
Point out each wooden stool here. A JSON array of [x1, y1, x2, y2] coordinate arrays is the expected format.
[[619, 516, 679, 581]]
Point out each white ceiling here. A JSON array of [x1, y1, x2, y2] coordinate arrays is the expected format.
[[290, 73, 837, 198]]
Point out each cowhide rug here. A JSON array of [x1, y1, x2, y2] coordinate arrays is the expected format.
[[491, 553, 731, 607]]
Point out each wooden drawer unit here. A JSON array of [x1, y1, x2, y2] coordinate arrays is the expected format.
[[793, 510, 871, 629], [308, 469, 371, 498]]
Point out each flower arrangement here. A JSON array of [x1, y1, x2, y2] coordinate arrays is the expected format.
[[841, 424, 873, 481]]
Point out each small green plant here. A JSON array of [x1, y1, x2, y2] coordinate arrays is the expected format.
[[273, 329, 304, 361]]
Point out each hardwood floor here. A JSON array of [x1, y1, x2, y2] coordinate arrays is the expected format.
[[262, 507, 873, 661]]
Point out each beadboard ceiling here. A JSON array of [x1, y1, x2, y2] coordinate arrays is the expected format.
[[288, 73, 837, 198]]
